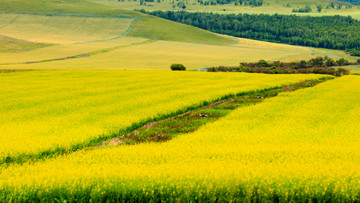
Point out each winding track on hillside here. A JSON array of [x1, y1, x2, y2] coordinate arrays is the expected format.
[[0, 39, 156, 66]]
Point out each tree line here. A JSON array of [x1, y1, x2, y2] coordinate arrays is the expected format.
[[139, 10, 360, 53]]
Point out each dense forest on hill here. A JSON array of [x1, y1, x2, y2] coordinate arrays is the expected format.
[[140, 10, 360, 52]]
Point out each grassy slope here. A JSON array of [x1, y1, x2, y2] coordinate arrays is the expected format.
[[0, 13, 135, 44], [0, 0, 233, 45], [0, 35, 49, 52]]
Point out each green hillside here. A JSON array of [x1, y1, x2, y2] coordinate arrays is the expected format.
[[0, 0, 234, 45]]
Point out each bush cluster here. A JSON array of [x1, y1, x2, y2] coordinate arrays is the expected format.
[[171, 64, 186, 71]]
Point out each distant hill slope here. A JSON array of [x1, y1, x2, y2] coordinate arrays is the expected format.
[[0, 0, 234, 45]]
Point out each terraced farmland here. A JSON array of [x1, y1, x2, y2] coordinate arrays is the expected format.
[[0, 75, 359, 202]]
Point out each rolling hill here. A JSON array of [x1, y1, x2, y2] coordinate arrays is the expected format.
[[0, 0, 357, 70]]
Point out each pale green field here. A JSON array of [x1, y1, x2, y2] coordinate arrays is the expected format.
[[0, 70, 323, 162], [2, 75, 360, 202], [0, 13, 134, 44]]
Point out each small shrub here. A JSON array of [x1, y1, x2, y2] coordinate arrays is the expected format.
[[170, 64, 186, 71]]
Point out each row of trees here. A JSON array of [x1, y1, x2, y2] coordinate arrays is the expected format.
[[206, 57, 355, 76], [141, 10, 360, 52]]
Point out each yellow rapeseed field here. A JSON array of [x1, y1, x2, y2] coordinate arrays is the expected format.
[[1, 75, 358, 202], [0, 70, 322, 163]]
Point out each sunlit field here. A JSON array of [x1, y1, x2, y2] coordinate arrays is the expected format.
[[0, 75, 358, 201], [0, 70, 323, 163]]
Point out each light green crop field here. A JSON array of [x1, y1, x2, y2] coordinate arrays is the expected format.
[[1, 75, 360, 202], [0, 70, 323, 162]]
